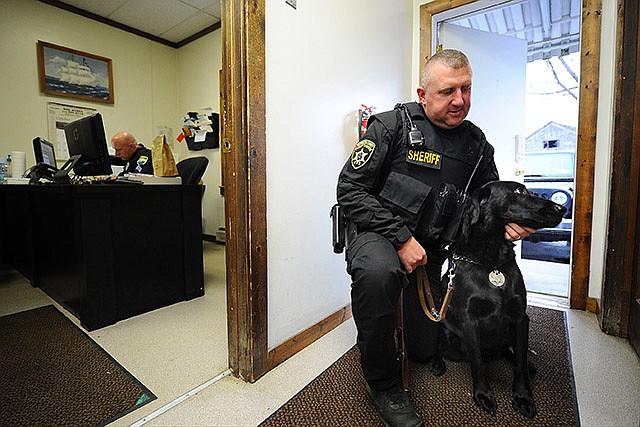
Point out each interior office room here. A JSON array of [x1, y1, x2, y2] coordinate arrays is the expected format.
[[1, 0, 639, 426]]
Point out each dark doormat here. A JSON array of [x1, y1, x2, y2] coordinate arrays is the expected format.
[[260, 306, 579, 426], [0, 305, 156, 427]]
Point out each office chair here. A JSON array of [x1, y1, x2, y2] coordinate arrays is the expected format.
[[176, 156, 209, 185]]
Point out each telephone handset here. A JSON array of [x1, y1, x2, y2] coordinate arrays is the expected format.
[[25, 155, 81, 184], [24, 163, 58, 184]]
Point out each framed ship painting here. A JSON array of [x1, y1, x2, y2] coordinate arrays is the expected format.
[[37, 41, 114, 104]]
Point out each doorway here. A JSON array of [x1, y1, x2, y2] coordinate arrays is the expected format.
[[422, 0, 598, 309]]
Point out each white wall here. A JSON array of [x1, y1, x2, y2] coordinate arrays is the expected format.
[[0, 0, 224, 236], [590, 0, 617, 299], [265, 0, 414, 348], [0, 0, 176, 158], [176, 32, 225, 235]]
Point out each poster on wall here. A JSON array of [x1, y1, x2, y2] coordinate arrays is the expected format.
[[47, 102, 97, 160]]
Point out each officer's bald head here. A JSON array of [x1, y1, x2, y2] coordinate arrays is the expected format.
[[421, 49, 472, 89], [111, 131, 138, 161]]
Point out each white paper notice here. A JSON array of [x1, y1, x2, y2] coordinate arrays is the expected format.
[[194, 130, 208, 142]]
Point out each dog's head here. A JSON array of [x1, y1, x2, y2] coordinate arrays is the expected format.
[[459, 181, 567, 243]]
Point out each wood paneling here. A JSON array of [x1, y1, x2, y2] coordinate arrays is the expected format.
[[600, 0, 640, 337], [570, 0, 601, 310], [632, 0, 640, 356]]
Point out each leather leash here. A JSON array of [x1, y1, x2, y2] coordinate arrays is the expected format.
[[397, 262, 455, 391], [416, 262, 456, 322]]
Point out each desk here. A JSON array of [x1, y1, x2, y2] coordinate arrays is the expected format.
[[0, 184, 205, 330]]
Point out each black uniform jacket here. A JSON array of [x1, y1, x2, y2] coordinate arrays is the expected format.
[[336, 102, 499, 250], [111, 145, 154, 176]]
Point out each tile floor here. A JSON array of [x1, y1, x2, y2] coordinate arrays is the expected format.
[[1, 241, 639, 426]]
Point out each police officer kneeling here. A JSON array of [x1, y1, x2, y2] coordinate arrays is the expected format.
[[335, 49, 535, 427]]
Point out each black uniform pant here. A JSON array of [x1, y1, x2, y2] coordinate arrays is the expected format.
[[346, 231, 443, 391]]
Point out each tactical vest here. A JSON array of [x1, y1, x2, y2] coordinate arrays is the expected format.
[[372, 102, 488, 242]]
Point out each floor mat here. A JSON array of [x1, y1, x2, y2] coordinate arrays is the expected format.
[[0, 305, 156, 426], [260, 306, 579, 426]]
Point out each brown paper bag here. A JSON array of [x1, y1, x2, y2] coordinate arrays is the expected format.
[[151, 134, 179, 177]]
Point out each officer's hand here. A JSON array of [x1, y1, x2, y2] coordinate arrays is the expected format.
[[397, 236, 427, 274], [504, 223, 536, 241]]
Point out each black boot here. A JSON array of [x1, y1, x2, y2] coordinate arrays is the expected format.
[[366, 383, 424, 427]]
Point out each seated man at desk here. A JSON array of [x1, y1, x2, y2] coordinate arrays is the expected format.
[[110, 131, 154, 175]]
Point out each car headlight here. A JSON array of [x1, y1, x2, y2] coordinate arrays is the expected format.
[[550, 191, 569, 206]]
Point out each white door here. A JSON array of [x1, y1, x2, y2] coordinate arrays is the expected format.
[[438, 22, 527, 183]]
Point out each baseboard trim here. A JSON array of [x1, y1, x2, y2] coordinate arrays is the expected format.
[[586, 297, 599, 314], [203, 234, 217, 242], [267, 304, 352, 370], [266, 296, 599, 370]]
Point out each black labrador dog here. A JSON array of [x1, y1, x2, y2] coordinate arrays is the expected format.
[[436, 180, 566, 418]]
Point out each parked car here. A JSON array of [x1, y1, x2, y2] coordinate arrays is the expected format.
[[523, 150, 575, 243]]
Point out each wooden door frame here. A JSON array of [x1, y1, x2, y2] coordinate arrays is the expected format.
[[600, 0, 640, 337], [420, 0, 601, 311], [626, 0, 640, 355], [218, 0, 636, 381], [221, 0, 268, 382]]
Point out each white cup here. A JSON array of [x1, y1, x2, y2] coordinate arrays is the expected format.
[[10, 151, 26, 178]]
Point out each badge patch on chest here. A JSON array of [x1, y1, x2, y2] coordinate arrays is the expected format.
[[406, 148, 442, 169], [351, 139, 376, 170]]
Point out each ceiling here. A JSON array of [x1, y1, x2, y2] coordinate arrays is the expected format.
[[40, 0, 222, 48], [442, 0, 582, 62], [41, 0, 580, 59]]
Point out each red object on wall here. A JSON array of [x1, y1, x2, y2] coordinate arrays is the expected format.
[[358, 104, 375, 139]]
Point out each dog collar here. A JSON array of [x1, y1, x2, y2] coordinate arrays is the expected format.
[[452, 254, 506, 288]]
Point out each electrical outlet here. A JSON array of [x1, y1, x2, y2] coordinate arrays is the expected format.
[[286, 0, 296, 9]]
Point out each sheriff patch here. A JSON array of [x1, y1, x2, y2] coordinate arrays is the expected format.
[[137, 155, 149, 165], [406, 148, 442, 170], [351, 139, 376, 170]]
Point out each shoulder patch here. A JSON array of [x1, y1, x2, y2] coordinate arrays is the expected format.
[[137, 155, 149, 165], [351, 139, 376, 170]]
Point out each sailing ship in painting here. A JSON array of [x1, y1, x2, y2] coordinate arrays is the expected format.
[[43, 48, 111, 101], [59, 56, 98, 88]]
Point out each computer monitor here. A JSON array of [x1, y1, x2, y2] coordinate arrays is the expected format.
[[64, 113, 113, 176], [33, 137, 57, 167]]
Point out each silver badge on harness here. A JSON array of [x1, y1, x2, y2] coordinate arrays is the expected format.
[[488, 270, 505, 287]]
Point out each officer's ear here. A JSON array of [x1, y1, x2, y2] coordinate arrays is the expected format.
[[417, 87, 427, 104]]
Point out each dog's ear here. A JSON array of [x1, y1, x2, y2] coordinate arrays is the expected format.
[[458, 194, 481, 244], [476, 185, 492, 206]]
